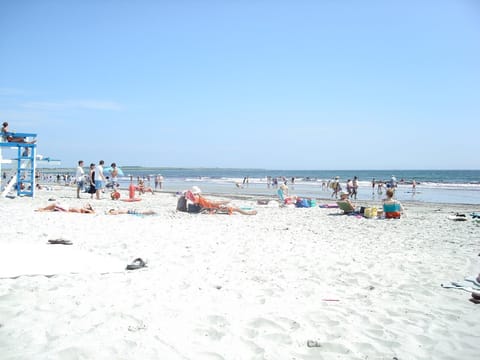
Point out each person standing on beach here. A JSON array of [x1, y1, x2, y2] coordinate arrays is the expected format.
[[75, 160, 85, 199], [331, 177, 341, 198], [158, 174, 164, 189], [109, 162, 119, 188], [95, 160, 107, 199], [88, 163, 96, 199], [412, 179, 417, 194]]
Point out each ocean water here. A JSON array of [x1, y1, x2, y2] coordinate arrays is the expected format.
[[69, 168, 480, 205]]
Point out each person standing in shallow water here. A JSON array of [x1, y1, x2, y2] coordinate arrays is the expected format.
[[351, 176, 359, 200]]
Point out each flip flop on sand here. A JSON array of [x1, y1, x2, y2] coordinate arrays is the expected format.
[[448, 215, 468, 221], [469, 297, 480, 304], [126, 258, 147, 270], [48, 239, 73, 245], [464, 276, 480, 288]]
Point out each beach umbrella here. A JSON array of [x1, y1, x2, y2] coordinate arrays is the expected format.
[[104, 166, 124, 176]]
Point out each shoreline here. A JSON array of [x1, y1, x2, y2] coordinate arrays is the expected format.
[[42, 183, 480, 209]]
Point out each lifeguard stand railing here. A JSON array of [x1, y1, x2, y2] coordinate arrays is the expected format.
[[0, 132, 37, 197]]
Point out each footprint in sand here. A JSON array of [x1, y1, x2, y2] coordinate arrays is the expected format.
[[245, 317, 293, 346], [194, 352, 225, 360]]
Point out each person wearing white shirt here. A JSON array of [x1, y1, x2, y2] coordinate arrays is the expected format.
[[75, 160, 85, 199], [95, 160, 107, 200]]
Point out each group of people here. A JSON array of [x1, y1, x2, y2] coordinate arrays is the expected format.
[[337, 188, 404, 218], [329, 176, 359, 199], [75, 160, 120, 200]]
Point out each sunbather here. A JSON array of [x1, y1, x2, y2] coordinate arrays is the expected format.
[[186, 187, 257, 215], [337, 191, 358, 214], [36, 203, 94, 213]]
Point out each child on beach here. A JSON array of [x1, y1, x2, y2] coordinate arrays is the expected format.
[[136, 179, 155, 195]]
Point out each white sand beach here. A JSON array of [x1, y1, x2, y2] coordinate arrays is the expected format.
[[1, 186, 480, 360]]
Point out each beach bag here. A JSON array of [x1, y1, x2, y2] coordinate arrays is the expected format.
[[364, 207, 378, 218], [88, 184, 96, 194], [176, 195, 187, 212], [187, 203, 201, 213]]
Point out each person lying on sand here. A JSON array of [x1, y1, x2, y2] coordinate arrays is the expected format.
[[186, 186, 257, 215], [107, 208, 156, 215], [35, 203, 95, 213]]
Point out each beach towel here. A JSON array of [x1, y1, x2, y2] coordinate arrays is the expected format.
[[0, 243, 124, 278]]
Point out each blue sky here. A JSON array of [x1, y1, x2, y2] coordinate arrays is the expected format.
[[1, 0, 479, 170]]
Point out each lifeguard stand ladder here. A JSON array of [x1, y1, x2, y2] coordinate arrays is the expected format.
[[0, 132, 37, 198]]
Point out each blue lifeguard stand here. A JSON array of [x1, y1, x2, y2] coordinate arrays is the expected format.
[[0, 132, 37, 197]]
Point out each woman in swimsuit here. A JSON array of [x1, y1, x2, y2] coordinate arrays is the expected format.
[[36, 203, 94, 213]]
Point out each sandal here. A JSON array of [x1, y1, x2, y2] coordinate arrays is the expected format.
[[48, 239, 73, 245], [126, 258, 147, 270]]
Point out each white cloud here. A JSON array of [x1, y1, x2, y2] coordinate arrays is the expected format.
[[22, 100, 123, 111]]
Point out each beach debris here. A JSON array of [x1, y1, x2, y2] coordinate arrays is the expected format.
[[307, 340, 322, 348], [127, 320, 147, 332], [448, 214, 467, 221], [48, 239, 72, 245]]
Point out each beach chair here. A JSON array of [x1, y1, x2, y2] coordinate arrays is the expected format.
[[336, 200, 356, 214]]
